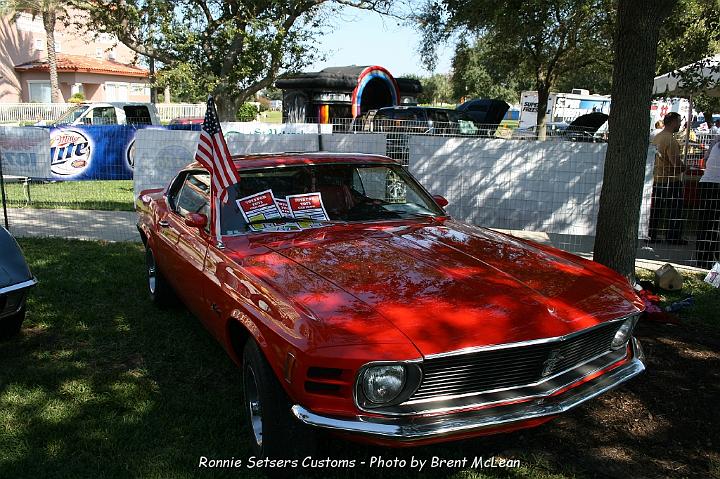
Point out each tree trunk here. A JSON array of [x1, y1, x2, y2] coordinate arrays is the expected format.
[[215, 90, 240, 122], [593, 0, 677, 278], [149, 56, 157, 103], [536, 83, 550, 141], [42, 10, 60, 103]]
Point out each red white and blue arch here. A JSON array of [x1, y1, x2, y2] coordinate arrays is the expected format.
[[351, 66, 401, 117]]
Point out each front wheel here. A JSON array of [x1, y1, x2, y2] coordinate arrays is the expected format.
[[242, 340, 317, 462], [145, 247, 173, 306]]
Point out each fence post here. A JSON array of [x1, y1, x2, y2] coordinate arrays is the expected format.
[[0, 150, 8, 230]]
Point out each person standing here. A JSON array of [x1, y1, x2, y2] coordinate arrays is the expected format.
[[711, 119, 720, 135], [648, 112, 687, 244], [696, 138, 720, 269]]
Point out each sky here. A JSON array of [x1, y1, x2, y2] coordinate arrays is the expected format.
[[309, 6, 453, 77]]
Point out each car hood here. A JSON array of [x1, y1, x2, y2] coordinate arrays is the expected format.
[[228, 220, 642, 357], [569, 112, 609, 133], [457, 100, 510, 125]]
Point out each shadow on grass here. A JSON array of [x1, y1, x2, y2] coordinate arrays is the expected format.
[[1, 238, 718, 479]]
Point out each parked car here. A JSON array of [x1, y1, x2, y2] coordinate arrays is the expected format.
[[136, 153, 645, 462], [354, 106, 479, 135], [563, 112, 609, 143], [169, 116, 205, 125], [45, 102, 161, 126], [512, 112, 609, 142], [0, 226, 36, 339], [512, 121, 571, 140]]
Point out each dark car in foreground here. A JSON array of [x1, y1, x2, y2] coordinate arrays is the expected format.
[[136, 153, 645, 462], [0, 227, 36, 338]]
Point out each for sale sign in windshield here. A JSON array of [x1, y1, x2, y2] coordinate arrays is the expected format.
[[287, 193, 330, 221]]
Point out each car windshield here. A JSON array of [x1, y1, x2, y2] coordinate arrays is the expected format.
[[54, 105, 89, 125], [220, 162, 444, 235]]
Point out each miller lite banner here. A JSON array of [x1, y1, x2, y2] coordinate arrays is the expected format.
[[48, 125, 143, 180]]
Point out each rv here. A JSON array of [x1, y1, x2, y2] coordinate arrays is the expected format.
[[518, 89, 611, 130]]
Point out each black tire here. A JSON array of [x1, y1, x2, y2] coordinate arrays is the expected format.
[[145, 247, 173, 307], [242, 340, 317, 464], [0, 307, 26, 340]]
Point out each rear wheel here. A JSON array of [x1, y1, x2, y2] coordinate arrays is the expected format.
[[242, 340, 316, 464], [0, 307, 26, 340], [145, 247, 173, 306]]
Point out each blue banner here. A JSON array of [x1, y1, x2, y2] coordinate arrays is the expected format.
[[47, 124, 199, 181]]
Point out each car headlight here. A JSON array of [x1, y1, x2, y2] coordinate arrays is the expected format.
[[611, 315, 640, 350], [362, 365, 406, 405], [355, 362, 423, 409]]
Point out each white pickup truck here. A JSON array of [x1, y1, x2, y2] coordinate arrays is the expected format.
[[47, 102, 161, 126]]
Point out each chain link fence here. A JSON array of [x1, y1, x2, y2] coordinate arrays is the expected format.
[[1, 119, 718, 270]]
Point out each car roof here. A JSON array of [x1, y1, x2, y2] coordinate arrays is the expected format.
[[186, 152, 400, 171]]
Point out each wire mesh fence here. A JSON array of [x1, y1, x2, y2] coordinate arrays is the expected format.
[[0, 119, 718, 270]]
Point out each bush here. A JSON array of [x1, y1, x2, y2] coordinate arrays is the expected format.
[[258, 97, 271, 112], [69, 92, 86, 103], [236, 103, 259, 122]]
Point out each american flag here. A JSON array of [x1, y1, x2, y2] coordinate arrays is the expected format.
[[194, 96, 240, 202]]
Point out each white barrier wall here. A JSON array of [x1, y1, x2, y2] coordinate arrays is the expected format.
[[410, 136, 654, 238], [134, 129, 199, 198], [319, 134, 387, 155], [0, 126, 51, 178]]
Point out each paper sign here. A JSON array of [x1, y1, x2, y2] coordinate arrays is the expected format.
[[286, 192, 330, 221], [704, 262, 720, 288], [276, 198, 292, 217], [236, 189, 282, 223]]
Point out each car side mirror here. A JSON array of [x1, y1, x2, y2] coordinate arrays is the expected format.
[[433, 195, 449, 208], [185, 213, 208, 229]]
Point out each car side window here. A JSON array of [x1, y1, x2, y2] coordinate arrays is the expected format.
[[173, 171, 211, 228], [124, 105, 152, 125], [89, 106, 117, 125]]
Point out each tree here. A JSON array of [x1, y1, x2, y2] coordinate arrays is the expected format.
[[593, 0, 677, 278], [418, 0, 614, 139], [74, 0, 397, 120], [1, 0, 67, 103], [405, 73, 455, 104], [450, 36, 533, 104], [655, 0, 720, 124]]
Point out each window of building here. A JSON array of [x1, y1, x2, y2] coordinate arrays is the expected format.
[[28, 81, 51, 103], [54, 41, 61, 53], [34, 38, 44, 51], [95, 47, 104, 59], [105, 83, 129, 101]]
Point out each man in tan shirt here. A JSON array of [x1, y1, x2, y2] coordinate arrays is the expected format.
[[648, 112, 687, 244]]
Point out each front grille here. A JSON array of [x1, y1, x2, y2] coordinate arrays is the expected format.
[[411, 321, 623, 401]]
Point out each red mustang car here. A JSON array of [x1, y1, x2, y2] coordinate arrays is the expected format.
[[136, 153, 645, 460]]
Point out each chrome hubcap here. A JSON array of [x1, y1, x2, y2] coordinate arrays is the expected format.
[[245, 367, 263, 447], [147, 250, 157, 294]]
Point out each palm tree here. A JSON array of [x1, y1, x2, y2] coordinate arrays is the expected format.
[[1, 0, 66, 103]]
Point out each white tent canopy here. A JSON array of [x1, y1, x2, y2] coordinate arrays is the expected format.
[[653, 55, 720, 98]]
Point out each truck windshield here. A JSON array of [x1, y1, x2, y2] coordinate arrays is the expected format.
[[55, 105, 89, 125], [219, 163, 444, 235]]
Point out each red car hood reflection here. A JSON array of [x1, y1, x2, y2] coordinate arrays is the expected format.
[[229, 220, 643, 357]]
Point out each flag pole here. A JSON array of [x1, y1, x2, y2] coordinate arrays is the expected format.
[[215, 194, 223, 248]]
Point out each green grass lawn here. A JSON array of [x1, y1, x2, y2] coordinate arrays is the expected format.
[[1, 238, 718, 478], [258, 110, 282, 123], [3, 180, 134, 211]]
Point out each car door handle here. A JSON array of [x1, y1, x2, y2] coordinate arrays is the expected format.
[[159, 220, 170, 228]]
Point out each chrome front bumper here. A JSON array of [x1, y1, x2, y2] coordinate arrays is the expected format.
[[291, 338, 645, 441], [0, 278, 36, 319]]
